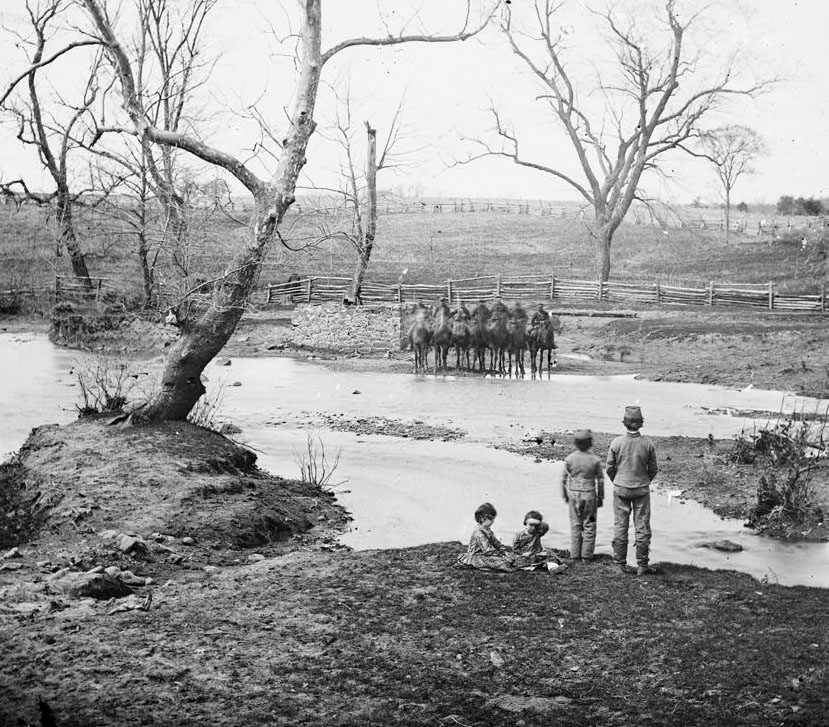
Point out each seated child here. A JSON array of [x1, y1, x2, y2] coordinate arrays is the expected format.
[[455, 502, 515, 572], [512, 510, 549, 559], [512, 510, 565, 571]]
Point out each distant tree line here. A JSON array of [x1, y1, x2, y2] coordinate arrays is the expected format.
[[777, 196, 825, 216]]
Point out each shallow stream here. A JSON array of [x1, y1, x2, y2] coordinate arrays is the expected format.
[[2, 331, 828, 588]]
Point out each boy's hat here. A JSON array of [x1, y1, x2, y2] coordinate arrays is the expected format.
[[573, 429, 593, 444], [623, 405, 644, 422]]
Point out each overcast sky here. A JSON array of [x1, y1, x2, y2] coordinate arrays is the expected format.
[[1, 0, 827, 206]]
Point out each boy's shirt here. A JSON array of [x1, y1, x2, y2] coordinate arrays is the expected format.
[[606, 431, 658, 488], [562, 450, 605, 500]]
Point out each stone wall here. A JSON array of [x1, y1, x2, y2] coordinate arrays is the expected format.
[[288, 302, 403, 352], [50, 302, 177, 353]]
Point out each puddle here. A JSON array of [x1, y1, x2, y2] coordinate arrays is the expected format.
[[2, 331, 829, 588]]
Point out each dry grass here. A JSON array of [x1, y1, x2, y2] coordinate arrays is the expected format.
[[1, 203, 824, 312]]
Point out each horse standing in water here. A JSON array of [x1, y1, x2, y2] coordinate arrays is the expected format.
[[432, 307, 454, 373], [508, 316, 527, 377], [451, 312, 471, 371], [529, 318, 557, 376], [487, 310, 511, 375], [409, 308, 433, 373], [469, 306, 490, 372]]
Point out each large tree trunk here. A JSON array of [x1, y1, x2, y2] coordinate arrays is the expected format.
[[595, 225, 612, 283], [724, 188, 731, 245], [56, 195, 93, 289], [137, 196, 283, 420]]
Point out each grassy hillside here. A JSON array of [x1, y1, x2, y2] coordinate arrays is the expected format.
[[1, 202, 824, 308]]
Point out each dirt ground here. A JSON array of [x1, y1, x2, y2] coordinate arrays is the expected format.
[[2, 306, 829, 726]]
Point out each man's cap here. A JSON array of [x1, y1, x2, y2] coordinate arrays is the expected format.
[[623, 405, 644, 421]]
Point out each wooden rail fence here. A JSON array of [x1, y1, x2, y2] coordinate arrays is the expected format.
[[265, 274, 827, 313]]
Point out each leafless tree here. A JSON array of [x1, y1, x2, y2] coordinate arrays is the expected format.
[[464, 0, 771, 281], [307, 91, 413, 304], [685, 125, 765, 243], [78, 0, 497, 421], [74, 0, 218, 305], [0, 0, 105, 289]]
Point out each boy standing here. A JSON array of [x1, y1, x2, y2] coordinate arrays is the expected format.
[[561, 430, 605, 563], [606, 406, 658, 576]]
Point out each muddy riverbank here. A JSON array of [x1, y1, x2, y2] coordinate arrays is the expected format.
[[1, 417, 828, 727], [2, 309, 829, 725]]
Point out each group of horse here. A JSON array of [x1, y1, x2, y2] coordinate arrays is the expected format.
[[406, 300, 558, 376]]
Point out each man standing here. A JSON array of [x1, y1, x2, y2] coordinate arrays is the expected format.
[[606, 405, 658, 576]]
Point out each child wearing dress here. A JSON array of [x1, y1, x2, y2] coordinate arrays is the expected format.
[[561, 429, 605, 563], [455, 502, 515, 572]]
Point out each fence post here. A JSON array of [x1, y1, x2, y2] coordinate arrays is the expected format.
[[306, 277, 312, 303], [768, 281, 774, 310], [96, 279, 102, 302], [496, 275, 502, 298], [550, 275, 555, 300], [597, 280, 604, 301], [447, 279, 453, 301], [708, 281, 714, 306], [397, 284, 402, 304]]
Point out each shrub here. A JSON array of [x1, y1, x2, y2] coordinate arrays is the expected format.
[[0, 292, 21, 315], [294, 429, 344, 491], [74, 356, 149, 415], [744, 415, 826, 537]]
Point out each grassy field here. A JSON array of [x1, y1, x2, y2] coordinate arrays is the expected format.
[[1, 202, 825, 310]]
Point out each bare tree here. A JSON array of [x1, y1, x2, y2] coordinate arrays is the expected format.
[[0, 0, 104, 288], [78, 0, 496, 421], [307, 91, 412, 304], [75, 0, 218, 304], [465, 0, 770, 281], [686, 125, 765, 243]]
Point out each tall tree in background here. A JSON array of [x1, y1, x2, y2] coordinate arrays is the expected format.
[[688, 125, 764, 243], [467, 0, 769, 281], [79, 0, 496, 421], [80, 0, 218, 305], [0, 0, 101, 289]]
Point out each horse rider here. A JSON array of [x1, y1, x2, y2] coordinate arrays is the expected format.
[[472, 299, 491, 324], [456, 301, 472, 321], [531, 302, 551, 328], [491, 297, 509, 321], [434, 296, 453, 321], [407, 299, 431, 349], [511, 301, 529, 330]]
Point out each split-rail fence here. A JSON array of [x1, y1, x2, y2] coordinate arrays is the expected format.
[[265, 274, 828, 313]]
